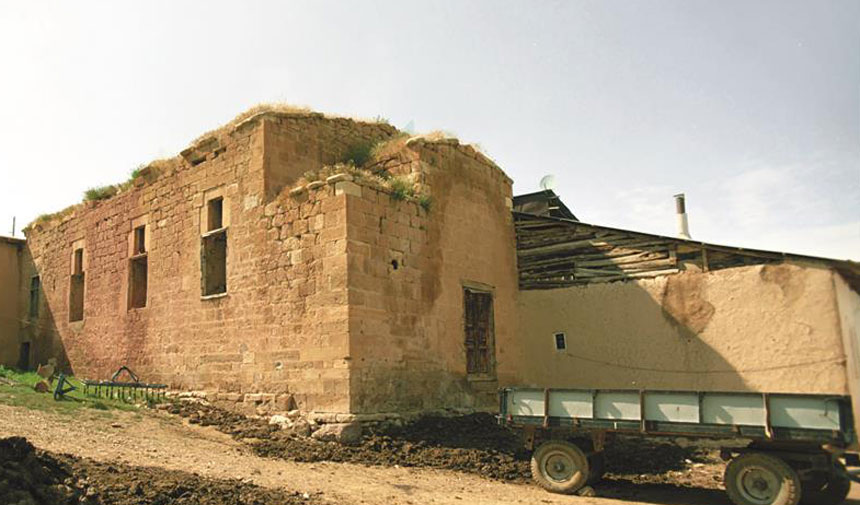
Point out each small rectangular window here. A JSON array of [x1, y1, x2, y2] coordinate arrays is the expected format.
[[73, 248, 84, 275], [554, 332, 567, 351], [18, 342, 30, 370], [29, 276, 40, 319], [207, 197, 224, 231], [202, 231, 227, 296], [133, 225, 146, 255], [69, 248, 85, 322]]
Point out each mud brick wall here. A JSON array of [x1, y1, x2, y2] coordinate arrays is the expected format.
[[511, 263, 852, 395], [0, 237, 23, 367], [22, 114, 385, 412], [344, 139, 518, 413]]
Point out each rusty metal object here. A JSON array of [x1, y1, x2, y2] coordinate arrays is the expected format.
[[82, 366, 167, 403]]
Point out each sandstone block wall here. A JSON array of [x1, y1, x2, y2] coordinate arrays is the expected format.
[[21, 114, 394, 412], [344, 139, 518, 414], [20, 111, 519, 415], [508, 263, 851, 395]]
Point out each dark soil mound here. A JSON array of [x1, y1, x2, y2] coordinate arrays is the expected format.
[[169, 401, 531, 480], [0, 436, 79, 505], [0, 436, 323, 505], [66, 458, 319, 505], [167, 401, 278, 439], [167, 401, 725, 490]]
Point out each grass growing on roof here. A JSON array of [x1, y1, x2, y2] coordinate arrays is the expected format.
[[389, 176, 413, 201], [83, 185, 119, 202], [343, 141, 374, 167]]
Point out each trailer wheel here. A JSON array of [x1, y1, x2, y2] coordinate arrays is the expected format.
[[587, 452, 606, 484], [725, 453, 801, 505], [800, 470, 850, 505], [530, 440, 590, 494]]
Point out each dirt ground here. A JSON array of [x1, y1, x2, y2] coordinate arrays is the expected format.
[[1, 402, 858, 505]]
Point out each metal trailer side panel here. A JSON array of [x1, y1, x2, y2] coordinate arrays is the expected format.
[[501, 388, 854, 445]]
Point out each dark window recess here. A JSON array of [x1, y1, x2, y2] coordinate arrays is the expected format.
[[69, 248, 85, 322], [73, 248, 84, 275], [554, 332, 567, 350], [134, 225, 146, 255], [202, 231, 227, 296], [207, 198, 224, 231], [18, 342, 30, 370], [129, 256, 148, 309], [29, 276, 40, 318], [69, 274, 85, 322], [464, 288, 494, 375]]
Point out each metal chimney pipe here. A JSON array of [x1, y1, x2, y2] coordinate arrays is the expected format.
[[674, 193, 691, 239]]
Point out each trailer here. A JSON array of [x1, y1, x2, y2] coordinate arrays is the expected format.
[[499, 387, 860, 505]]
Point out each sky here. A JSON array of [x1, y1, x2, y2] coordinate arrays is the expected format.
[[0, 1, 858, 260]]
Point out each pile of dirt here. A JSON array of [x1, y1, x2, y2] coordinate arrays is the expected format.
[[66, 458, 320, 505], [169, 401, 531, 481], [167, 401, 725, 489], [167, 401, 278, 439], [0, 436, 78, 505], [0, 436, 323, 505], [602, 436, 724, 490]]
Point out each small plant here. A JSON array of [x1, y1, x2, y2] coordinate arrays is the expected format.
[[129, 164, 146, 180], [84, 185, 119, 202], [88, 400, 109, 410], [389, 177, 413, 201], [373, 115, 390, 124], [343, 141, 374, 167], [417, 194, 433, 211], [302, 170, 320, 182]]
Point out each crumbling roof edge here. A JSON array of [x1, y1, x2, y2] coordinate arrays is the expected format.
[[404, 136, 513, 184], [513, 211, 860, 273], [0, 235, 25, 245]]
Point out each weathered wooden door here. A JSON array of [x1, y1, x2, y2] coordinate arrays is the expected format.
[[464, 288, 494, 375]]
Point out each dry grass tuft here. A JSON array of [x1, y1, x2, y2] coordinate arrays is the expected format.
[[191, 102, 314, 145], [84, 185, 120, 202]]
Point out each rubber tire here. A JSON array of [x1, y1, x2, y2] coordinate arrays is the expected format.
[[587, 452, 606, 485], [530, 440, 590, 494], [800, 473, 851, 505], [725, 453, 801, 505]]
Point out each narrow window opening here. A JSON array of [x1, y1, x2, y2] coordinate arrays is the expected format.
[[207, 197, 224, 231], [554, 332, 567, 351], [129, 256, 148, 309], [18, 342, 30, 370], [69, 248, 85, 322], [133, 225, 146, 255], [464, 288, 494, 375], [73, 248, 84, 276], [29, 276, 40, 319], [202, 231, 227, 296], [391, 259, 399, 270]]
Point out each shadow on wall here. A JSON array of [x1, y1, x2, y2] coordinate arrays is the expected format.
[[18, 242, 73, 375], [508, 214, 844, 393]]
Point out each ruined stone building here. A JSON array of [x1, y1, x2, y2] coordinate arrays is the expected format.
[[1, 105, 859, 422]]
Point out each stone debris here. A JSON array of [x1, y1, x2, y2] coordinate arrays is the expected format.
[[310, 422, 362, 446]]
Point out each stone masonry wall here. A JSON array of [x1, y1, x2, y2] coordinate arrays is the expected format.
[[22, 114, 386, 412], [261, 114, 396, 199], [343, 139, 518, 414]]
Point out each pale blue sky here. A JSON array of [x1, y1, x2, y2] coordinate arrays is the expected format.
[[1, 1, 858, 259]]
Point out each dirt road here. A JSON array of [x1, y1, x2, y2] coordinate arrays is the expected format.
[[1, 403, 857, 505]]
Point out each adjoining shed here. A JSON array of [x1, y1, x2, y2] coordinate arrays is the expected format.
[[503, 196, 860, 437]]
